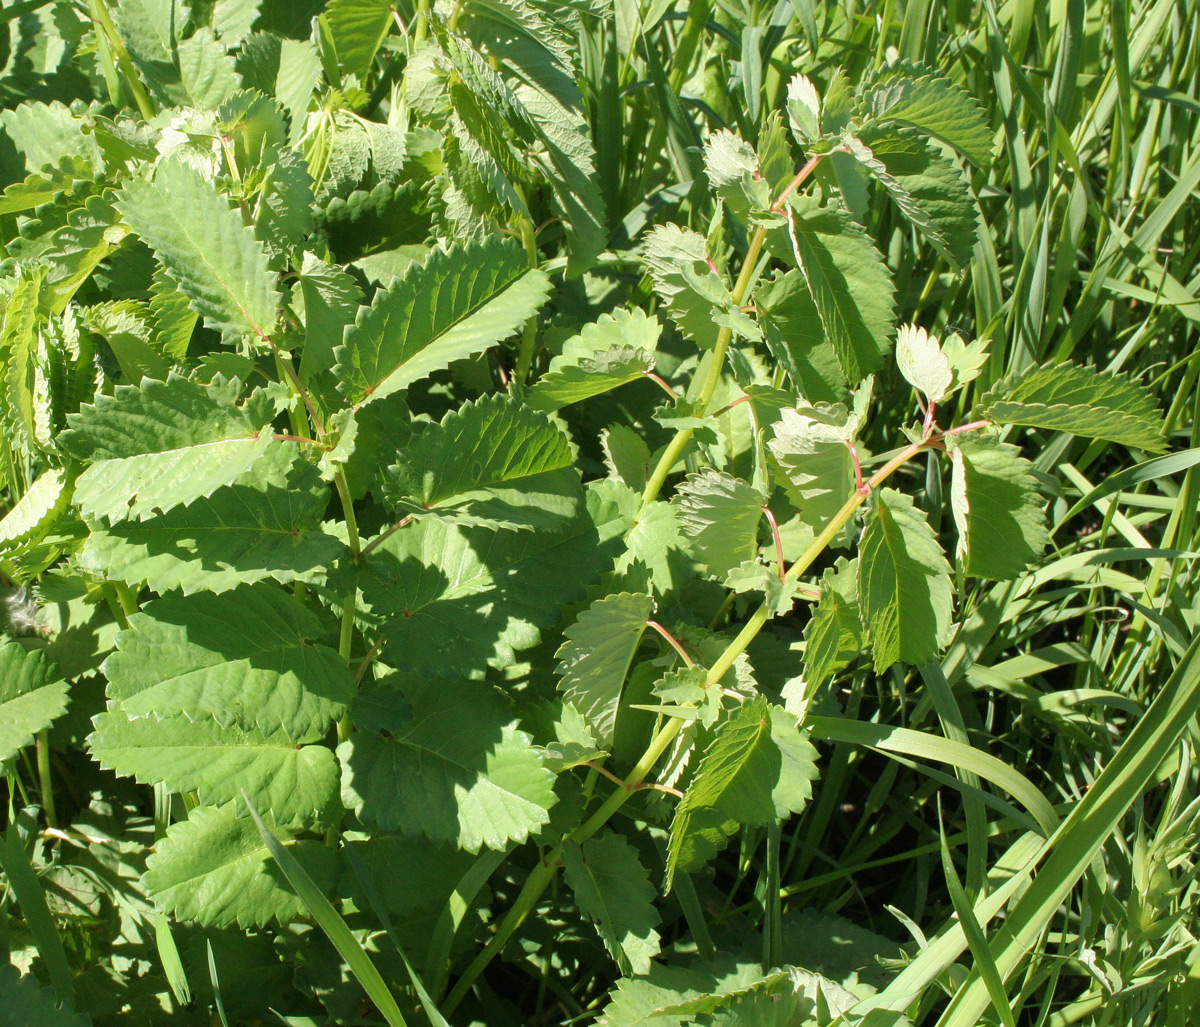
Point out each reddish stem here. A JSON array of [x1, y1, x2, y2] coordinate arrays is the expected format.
[[845, 440, 869, 495], [763, 506, 786, 583], [645, 620, 694, 667], [359, 515, 413, 560], [937, 419, 991, 439], [644, 371, 679, 400]]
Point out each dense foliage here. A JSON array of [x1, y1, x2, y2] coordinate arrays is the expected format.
[[1, 1, 1198, 1026]]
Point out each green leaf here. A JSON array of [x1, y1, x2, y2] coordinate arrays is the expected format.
[[755, 269, 847, 403], [211, 0, 262, 45], [948, 434, 1049, 580], [0, 964, 90, 1027], [599, 959, 789, 1027], [768, 404, 858, 529], [0, 644, 69, 766], [102, 584, 353, 742], [335, 236, 551, 406], [321, 0, 393, 78], [772, 194, 896, 384], [88, 709, 338, 828], [619, 496, 695, 597], [338, 679, 557, 852], [563, 830, 662, 976], [149, 267, 199, 358], [554, 593, 654, 748], [857, 488, 954, 672], [978, 362, 1167, 452], [667, 698, 818, 886], [359, 483, 630, 677], [642, 224, 727, 350], [115, 158, 280, 338], [80, 444, 345, 594], [0, 468, 67, 553], [673, 471, 764, 579], [59, 375, 276, 523], [297, 252, 363, 381], [176, 28, 241, 110], [142, 805, 337, 927], [803, 558, 863, 689], [856, 59, 994, 167], [894, 322, 953, 402], [846, 128, 978, 271], [527, 308, 661, 411], [115, 0, 182, 63], [603, 424, 653, 491], [0, 101, 103, 177], [384, 395, 582, 531]]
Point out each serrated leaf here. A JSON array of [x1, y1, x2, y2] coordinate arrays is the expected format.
[[978, 362, 1166, 452], [177, 28, 240, 110], [0, 468, 67, 552], [599, 958, 788, 1027], [253, 146, 315, 254], [80, 444, 344, 594], [338, 679, 557, 851], [846, 128, 978, 270], [857, 59, 993, 167], [384, 394, 582, 530], [755, 269, 846, 403], [603, 424, 652, 490], [115, 158, 279, 338], [59, 375, 276, 523], [297, 252, 363, 380], [768, 405, 857, 528], [857, 488, 954, 672], [115, 0, 182, 63], [211, 0, 261, 44], [673, 471, 764, 578], [527, 307, 661, 411], [894, 322, 953, 402], [703, 129, 759, 190], [722, 561, 798, 616], [0, 964, 90, 1027], [321, 0, 393, 78], [803, 558, 862, 689], [642, 224, 727, 349], [102, 584, 353, 742], [359, 483, 630, 677], [563, 830, 662, 976], [773, 194, 896, 384], [0, 101, 103, 177], [0, 644, 69, 766], [787, 73, 822, 143], [619, 498, 694, 597], [667, 698, 817, 887], [555, 593, 654, 748], [142, 805, 337, 927], [88, 709, 337, 828], [149, 267, 198, 358], [335, 236, 551, 406], [949, 434, 1049, 580]]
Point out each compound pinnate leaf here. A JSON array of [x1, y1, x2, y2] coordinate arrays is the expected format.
[[527, 307, 661, 411], [768, 405, 857, 528], [359, 484, 629, 678], [80, 444, 344, 594], [103, 584, 353, 743], [59, 375, 276, 523], [335, 236, 551, 406], [667, 698, 818, 887], [384, 394, 582, 531], [555, 593, 654, 749], [857, 488, 954, 672], [0, 964, 90, 1027], [979, 362, 1166, 452], [803, 558, 863, 689], [563, 830, 662, 976], [0, 644, 69, 766], [338, 679, 556, 852], [115, 158, 279, 337], [88, 709, 337, 828], [949, 434, 1049, 580], [142, 804, 337, 928], [674, 471, 765, 580], [857, 59, 994, 167]]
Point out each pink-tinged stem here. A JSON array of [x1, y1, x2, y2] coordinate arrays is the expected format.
[[359, 515, 413, 560], [937, 419, 992, 438], [763, 506, 786, 583], [645, 371, 679, 400], [845, 440, 869, 495], [645, 620, 694, 667]]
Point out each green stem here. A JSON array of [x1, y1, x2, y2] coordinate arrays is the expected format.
[[514, 215, 540, 385], [89, 0, 155, 120], [35, 731, 55, 830], [413, 0, 429, 43]]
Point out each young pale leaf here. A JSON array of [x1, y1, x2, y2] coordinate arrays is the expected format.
[[723, 561, 799, 616], [857, 488, 954, 672], [527, 307, 662, 411], [80, 444, 344, 594], [772, 194, 896, 383], [803, 558, 863, 690], [142, 805, 337, 928], [0, 964, 90, 1027], [0, 468, 67, 553], [563, 830, 662, 976], [755, 269, 846, 402], [384, 395, 582, 531], [115, 158, 279, 338], [895, 323, 953, 403], [846, 128, 978, 270], [787, 73, 822, 143], [555, 593, 654, 749], [856, 59, 994, 167], [948, 434, 1049, 580], [666, 698, 818, 887], [88, 710, 338, 828], [0, 644, 69, 766], [338, 680, 557, 852], [768, 405, 858, 529], [359, 484, 629, 678], [58, 375, 276, 523], [102, 584, 354, 742], [335, 236, 551, 406], [703, 129, 760, 191], [673, 471, 764, 579], [979, 362, 1166, 452]]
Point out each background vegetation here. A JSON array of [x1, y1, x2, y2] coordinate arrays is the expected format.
[[0, 0, 1198, 1025]]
